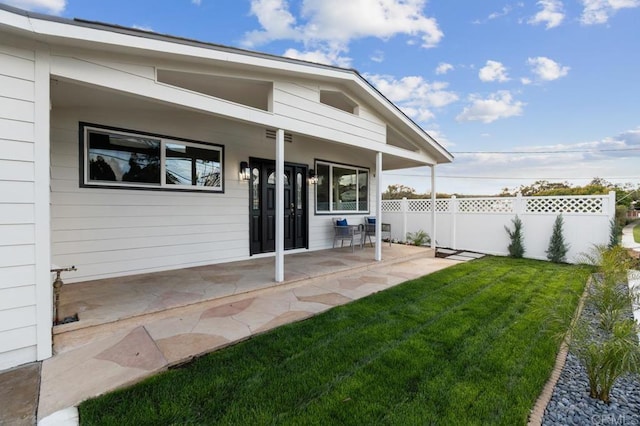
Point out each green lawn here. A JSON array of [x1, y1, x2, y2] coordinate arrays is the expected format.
[[79, 257, 590, 425], [634, 222, 640, 243]]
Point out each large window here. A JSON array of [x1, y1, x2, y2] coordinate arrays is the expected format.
[[315, 160, 369, 213], [81, 123, 223, 192]]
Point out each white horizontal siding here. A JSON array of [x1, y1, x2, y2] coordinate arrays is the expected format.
[[0, 224, 35, 246], [0, 139, 34, 162], [0, 43, 38, 371], [0, 306, 36, 333], [0, 265, 35, 289], [273, 87, 386, 143], [51, 108, 253, 282]]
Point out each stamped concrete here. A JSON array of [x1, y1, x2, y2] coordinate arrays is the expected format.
[[0, 362, 40, 426], [36, 245, 462, 422]]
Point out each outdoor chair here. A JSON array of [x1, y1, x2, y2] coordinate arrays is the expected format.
[[363, 217, 392, 247], [332, 217, 363, 252]]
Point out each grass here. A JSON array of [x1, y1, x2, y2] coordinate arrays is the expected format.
[[634, 222, 640, 243], [79, 257, 590, 425]]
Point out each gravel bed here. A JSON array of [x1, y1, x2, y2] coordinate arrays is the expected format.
[[542, 283, 640, 426]]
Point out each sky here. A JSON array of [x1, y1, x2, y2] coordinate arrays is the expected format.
[[5, 0, 640, 195]]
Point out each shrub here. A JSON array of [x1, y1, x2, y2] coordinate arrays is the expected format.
[[546, 214, 569, 263], [608, 219, 620, 248], [406, 229, 430, 246], [553, 245, 640, 403], [504, 215, 525, 258]]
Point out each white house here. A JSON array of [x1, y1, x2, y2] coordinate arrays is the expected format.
[[0, 4, 453, 371]]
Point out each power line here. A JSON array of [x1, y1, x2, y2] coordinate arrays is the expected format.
[[450, 148, 640, 154], [384, 173, 640, 180]]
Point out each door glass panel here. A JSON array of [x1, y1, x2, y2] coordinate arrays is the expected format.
[[252, 167, 260, 210], [332, 166, 357, 211], [296, 172, 302, 209], [267, 170, 289, 185]]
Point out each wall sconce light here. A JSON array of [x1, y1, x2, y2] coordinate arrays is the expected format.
[[239, 161, 250, 181], [308, 169, 318, 185]]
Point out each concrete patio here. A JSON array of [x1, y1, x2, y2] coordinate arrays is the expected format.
[[34, 244, 463, 423]]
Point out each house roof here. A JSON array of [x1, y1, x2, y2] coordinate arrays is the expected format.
[[0, 3, 453, 165]]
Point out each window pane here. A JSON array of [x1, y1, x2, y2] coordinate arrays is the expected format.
[[332, 166, 357, 211], [165, 143, 221, 188], [316, 164, 330, 211], [358, 171, 368, 211], [88, 131, 160, 184]]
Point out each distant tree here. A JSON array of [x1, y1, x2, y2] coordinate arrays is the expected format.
[[505, 215, 525, 258], [546, 215, 569, 263], [382, 184, 420, 200]]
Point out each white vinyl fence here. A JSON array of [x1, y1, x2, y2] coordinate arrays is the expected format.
[[382, 192, 617, 263]]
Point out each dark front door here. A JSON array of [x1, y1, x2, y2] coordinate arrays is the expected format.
[[249, 158, 308, 255]]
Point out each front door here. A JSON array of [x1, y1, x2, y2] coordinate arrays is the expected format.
[[249, 158, 308, 255]]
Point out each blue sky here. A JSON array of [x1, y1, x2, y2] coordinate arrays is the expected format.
[[7, 0, 640, 195]]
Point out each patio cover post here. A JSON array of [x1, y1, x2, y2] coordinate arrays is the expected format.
[[275, 129, 285, 282], [375, 152, 382, 261], [430, 165, 436, 250]]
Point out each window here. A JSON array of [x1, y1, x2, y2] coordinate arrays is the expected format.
[[315, 161, 369, 213], [81, 123, 223, 192]]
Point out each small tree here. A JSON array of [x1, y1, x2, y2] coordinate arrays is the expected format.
[[546, 214, 569, 263], [504, 215, 525, 258], [608, 219, 620, 248]]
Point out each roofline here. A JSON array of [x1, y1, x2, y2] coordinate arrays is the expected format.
[[0, 3, 453, 163]]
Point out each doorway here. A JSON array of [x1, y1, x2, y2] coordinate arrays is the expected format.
[[249, 158, 308, 255]]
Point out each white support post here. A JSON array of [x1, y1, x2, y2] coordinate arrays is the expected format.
[[34, 47, 52, 360], [451, 195, 457, 250], [430, 165, 436, 250], [275, 129, 285, 282], [401, 197, 408, 243], [375, 152, 383, 261]]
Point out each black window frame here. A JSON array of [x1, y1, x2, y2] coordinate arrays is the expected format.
[[314, 159, 370, 215], [79, 122, 225, 193]]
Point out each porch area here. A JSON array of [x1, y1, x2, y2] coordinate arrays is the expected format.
[[39, 244, 460, 421]]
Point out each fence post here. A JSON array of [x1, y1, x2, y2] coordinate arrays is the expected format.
[[515, 192, 524, 215], [401, 197, 408, 243], [451, 195, 457, 250], [608, 190, 616, 222]]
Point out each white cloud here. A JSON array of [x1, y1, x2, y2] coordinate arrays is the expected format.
[[478, 60, 510, 82], [370, 50, 385, 63], [192, 0, 202, 5], [527, 56, 570, 81], [132, 25, 154, 32], [580, 0, 640, 24], [521, 77, 532, 85], [528, 0, 565, 29], [243, 0, 443, 49], [4, 0, 66, 14], [365, 74, 459, 123], [435, 62, 454, 75], [283, 47, 352, 67], [456, 91, 524, 123]]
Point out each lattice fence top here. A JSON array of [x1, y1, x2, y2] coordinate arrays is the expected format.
[[408, 199, 431, 212], [525, 196, 604, 214], [381, 200, 402, 212], [382, 195, 609, 214], [458, 198, 514, 213]]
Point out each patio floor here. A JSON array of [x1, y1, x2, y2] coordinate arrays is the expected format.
[[39, 244, 461, 422]]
